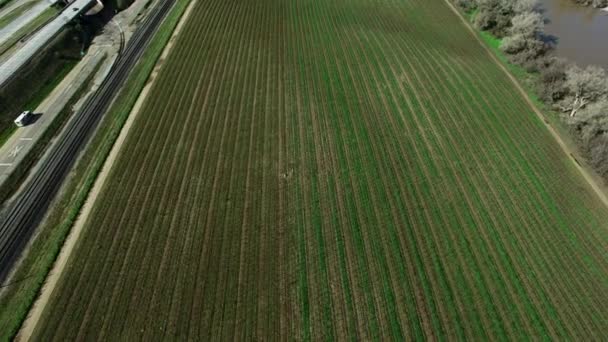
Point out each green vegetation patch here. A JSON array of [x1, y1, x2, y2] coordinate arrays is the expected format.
[[0, 1, 36, 29], [0, 25, 79, 149], [0, 0, 15, 10], [27, 0, 608, 340], [0, 5, 57, 56]]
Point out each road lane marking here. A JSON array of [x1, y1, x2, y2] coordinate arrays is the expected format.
[[9, 145, 23, 158], [20, 137, 33, 141], [0, 163, 12, 167]]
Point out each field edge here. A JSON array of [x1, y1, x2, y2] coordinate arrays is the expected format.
[[0, 1, 191, 339]]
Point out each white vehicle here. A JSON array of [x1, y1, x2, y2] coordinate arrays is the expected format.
[[14, 111, 34, 127]]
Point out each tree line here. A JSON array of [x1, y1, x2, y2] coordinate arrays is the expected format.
[[454, 0, 608, 180], [570, 0, 608, 8]]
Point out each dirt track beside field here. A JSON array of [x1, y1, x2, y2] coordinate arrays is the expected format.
[[15, 1, 197, 339]]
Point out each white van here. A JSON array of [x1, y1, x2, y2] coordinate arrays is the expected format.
[[14, 111, 34, 127]]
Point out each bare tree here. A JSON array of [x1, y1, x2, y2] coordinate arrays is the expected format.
[[453, 0, 608, 181], [568, 100, 608, 178], [475, 0, 515, 36], [500, 12, 547, 70], [589, 134, 608, 179], [569, 99, 608, 125], [513, 0, 540, 13], [454, 0, 477, 11], [474, 0, 541, 37], [561, 65, 608, 117], [508, 12, 544, 37], [537, 57, 569, 104], [570, 0, 608, 8]]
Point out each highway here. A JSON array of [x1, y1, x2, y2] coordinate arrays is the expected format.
[[0, 0, 97, 89], [0, 0, 59, 49], [0, 49, 106, 188], [0, 0, 177, 283]]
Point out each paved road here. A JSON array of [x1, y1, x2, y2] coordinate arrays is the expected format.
[[0, 0, 58, 47], [0, 0, 96, 89], [0, 0, 176, 283], [0, 48, 106, 186]]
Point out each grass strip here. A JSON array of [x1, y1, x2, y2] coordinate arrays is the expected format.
[[23, 58, 79, 112], [0, 0, 14, 10], [0, 5, 57, 56], [0, 1, 36, 29], [0, 125, 15, 147], [0, 1, 190, 340]]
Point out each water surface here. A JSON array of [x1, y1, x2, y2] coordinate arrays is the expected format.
[[539, 0, 608, 68]]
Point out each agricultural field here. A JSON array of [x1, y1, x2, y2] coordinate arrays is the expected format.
[[34, 0, 608, 340]]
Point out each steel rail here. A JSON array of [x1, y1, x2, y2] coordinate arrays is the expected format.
[[0, 0, 176, 283]]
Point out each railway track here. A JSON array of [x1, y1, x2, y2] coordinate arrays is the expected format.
[[0, 0, 176, 283]]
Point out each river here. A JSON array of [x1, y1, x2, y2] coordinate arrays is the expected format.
[[539, 0, 608, 68]]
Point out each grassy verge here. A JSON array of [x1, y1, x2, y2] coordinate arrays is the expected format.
[[0, 1, 191, 339], [0, 28, 80, 148], [0, 125, 15, 147], [477, 32, 542, 102], [466, 9, 544, 107], [0, 0, 14, 10], [0, 1, 36, 29], [0, 58, 79, 149], [0, 58, 79, 203], [0, 5, 58, 56], [24, 59, 80, 111]]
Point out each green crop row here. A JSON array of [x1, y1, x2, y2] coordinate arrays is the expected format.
[[31, 0, 608, 340]]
